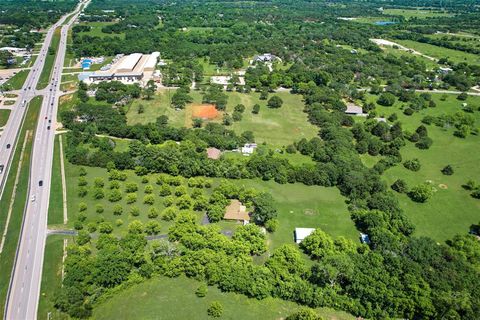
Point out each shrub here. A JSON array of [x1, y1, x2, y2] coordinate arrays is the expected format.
[[109, 181, 120, 189], [78, 167, 87, 176], [73, 220, 83, 230], [148, 208, 159, 219], [403, 107, 414, 116], [176, 195, 192, 210], [457, 92, 468, 101], [409, 183, 433, 203], [115, 219, 124, 227], [267, 95, 283, 108], [377, 92, 396, 106], [92, 188, 105, 200], [126, 193, 137, 204], [159, 184, 172, 196], [78, 187, 88, 197], [195, 284, 208, 298], [403, 159, 421, 172], [207, 302, 223, 318], [441, 165, 454, 175], [141, 177, 149, 184], [77, 212, 87, 222], [143, 194, 155, 205], [415, 136, 433, 149], [77, 177, 88, 187], [161, 207, 179, 221], [145, 221, 161, 235], [232, 111, 242, 121], [78, 202, 87, 212], [174, 186, 187, 197], [87, 222, 97, 233], [252, 104, 260, 114], [113, 204, 123, 216], [265, 219, 279, 232], [125, 182, 138, 193], [95, 204, 104, 213], [108, 189, 122, 202], [463, 180, 477, 190], [471, 190, 480, 199], [98, 222, 113, 234], [391, 179, 408, 193], [94, 178, 105, 188], [144, 185, 154, 194], [130, 206, 140, 217], [163, 195, 175, 207]]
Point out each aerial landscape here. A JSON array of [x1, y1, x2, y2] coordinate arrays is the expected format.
[[0, 0, 479, 319]]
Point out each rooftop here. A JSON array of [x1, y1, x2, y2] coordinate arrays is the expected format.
[[224, 199, 250, 221], [294, 228, 316, 244]]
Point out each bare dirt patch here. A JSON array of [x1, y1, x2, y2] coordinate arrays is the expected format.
[[192, 104, 219, 120]]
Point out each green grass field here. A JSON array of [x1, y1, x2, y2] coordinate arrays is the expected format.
[[394, 39, 480, 65], [2, 70, 29, 90], [127, 90, 318, 148], [77, 22, 125, 39], [37, 27, 62, 90], [382, 8, 453, 19], [365, 93, 480, 241], [235, 179, 358, 250], [0, 96, 42, 317], [37, 235, 68, 320], [92, 276, 354, 320], [48, 136, 64, 226], [0, 109, 11, 127]]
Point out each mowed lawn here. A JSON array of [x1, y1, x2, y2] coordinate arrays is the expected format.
[[127, 90, 318, 148], [382, 8, 453, 19], [236, 180, 358, 250], [395, 39, 480, 65], [92, 276, 355, 320], [366, 93, 480, 241], [77, 22, 125, 39]]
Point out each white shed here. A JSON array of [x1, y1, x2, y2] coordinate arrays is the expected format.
[[294, 228, 316, 244]]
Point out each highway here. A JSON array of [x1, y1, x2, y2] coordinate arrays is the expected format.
[[4, 1, 88, 319]]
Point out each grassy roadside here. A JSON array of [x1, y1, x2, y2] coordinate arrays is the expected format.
[[47, 135, 64, 226], [37, 27, 62, 90], [37, 235, 69, 320], [1, 70, 29, 91], [0, 110, 11, 127], [0, 96, 42, 317]]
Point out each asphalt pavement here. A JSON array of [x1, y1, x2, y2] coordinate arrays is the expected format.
[[4, 1, 89, 319]]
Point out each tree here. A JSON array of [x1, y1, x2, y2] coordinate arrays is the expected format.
[[403, 158, 421, 172], [126, 193, 137, 204], [252, 104, 260, 114], [76, 230, 91, 245], [143, 194, 155, 205], [125, 182, 138, 193], [251, 193, 277, 224], [108, 189, 122, 202], [409, 183, 433, 203], [267, 95, 283, 108], [171, 88, 193, 109], [232, 224, 267, 255], [207, 301, 223, 318], [232, 111, 242, 121], [377, 92, 396, 106], [222, 113, 233, 126], [98, 222, 113, 234], [457, 92, 468, 101], [286, 308, 324, 320], [441, 165, 454, 175], [137, 104, 145, 114], [299, 229, 335, 259]]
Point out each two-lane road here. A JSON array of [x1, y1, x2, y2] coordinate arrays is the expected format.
[[4, 1, 89, 319]]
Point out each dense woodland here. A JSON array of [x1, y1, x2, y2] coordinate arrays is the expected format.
[[34, 0, 480, 319]]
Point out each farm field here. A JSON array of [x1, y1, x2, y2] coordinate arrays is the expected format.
[[365, 93, 480, 240], [394, 39, 480, 65], [92, 276, 355, 320], [127, 90, 318, 148]]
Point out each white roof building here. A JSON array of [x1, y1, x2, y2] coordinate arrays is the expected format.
[[241, 143, 257, 155], [294, 228, 316, 244], [117, 53, 142, 72], [345, 103, 363, 115]]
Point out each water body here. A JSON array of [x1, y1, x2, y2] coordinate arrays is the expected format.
[[375, 21, 397, 26]]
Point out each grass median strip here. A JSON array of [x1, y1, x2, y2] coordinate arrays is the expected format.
[[37, 27, 61, 90], [0, 96, 42, 317]]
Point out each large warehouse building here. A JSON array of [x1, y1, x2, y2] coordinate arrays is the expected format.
[[79, 52, 160, 85]]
